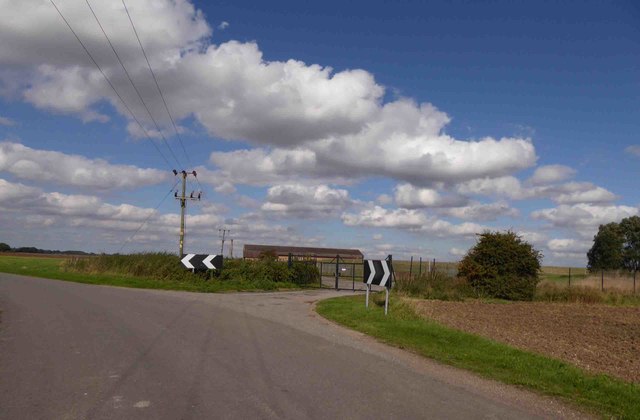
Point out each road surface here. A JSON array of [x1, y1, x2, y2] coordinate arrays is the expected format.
[[0, 274, 584, 419]]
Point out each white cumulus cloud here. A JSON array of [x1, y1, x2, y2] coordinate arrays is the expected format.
[[0, 141, 168, 190]]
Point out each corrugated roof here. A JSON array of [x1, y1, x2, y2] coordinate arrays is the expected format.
[[243, 244, 363, 259]]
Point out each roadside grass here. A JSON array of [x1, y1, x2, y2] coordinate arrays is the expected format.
[[0, 255, 301, 292], [316, 294, 640, 419]]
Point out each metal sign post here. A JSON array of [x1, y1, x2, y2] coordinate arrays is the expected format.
[[363, 254, 394, 315], [384, 287, 389, 315]]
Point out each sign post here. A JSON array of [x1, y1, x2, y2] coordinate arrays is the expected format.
[[363, 254, 394, 315]]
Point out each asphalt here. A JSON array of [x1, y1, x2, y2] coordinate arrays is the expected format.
[[0, 273, 587, 419]]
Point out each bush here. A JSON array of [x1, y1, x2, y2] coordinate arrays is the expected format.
[[290, 262, 320, 285], [458, 230, 542, 301], [217, 259, 319, 286]]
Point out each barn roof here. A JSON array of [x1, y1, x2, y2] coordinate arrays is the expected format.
[[243, 244, 363, 259]]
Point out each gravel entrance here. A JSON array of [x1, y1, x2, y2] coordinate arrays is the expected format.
[[410, 299, 640, 383]]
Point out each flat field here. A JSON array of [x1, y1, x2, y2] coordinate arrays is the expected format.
[[410, 299, 640, 383]]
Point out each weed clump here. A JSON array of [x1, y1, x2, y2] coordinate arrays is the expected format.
[[395, 270, 472, 301]]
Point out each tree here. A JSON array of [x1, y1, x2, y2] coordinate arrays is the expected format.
[[620, 216, 640, 271], [0, 242, 10, 252], [458, 230, 542, 301], [587, 222, 625, 271]]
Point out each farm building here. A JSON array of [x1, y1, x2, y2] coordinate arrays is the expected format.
[[243, 244, 363, 262]]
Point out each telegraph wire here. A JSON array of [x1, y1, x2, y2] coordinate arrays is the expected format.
[[48, 0, 173, 169], [121, 0, 205, 194], [85, 0, 183, 169], [122, 0, 190, 167], [117, 179, 180, 253]]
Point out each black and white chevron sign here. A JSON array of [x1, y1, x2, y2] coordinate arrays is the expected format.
[[363, 259, 393, 288], [181, 254, 223, 270]]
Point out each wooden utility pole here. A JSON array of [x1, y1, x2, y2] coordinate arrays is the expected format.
[[219, 228, 229, 256], [230, 238, 234, 258], [174, 170, 200, 257]]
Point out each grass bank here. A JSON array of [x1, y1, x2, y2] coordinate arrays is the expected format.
[[0, 254, 310, 292], [316, 294, 640, 419]]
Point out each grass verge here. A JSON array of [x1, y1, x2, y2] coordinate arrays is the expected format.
[[0, 255, 299, 292], [316, 294, 640, 419]]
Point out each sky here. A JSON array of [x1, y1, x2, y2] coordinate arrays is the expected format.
[[0, 0, 638, 265]]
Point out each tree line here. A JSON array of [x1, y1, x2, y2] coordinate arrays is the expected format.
[[0, 242, 92, 255], [587, 216, 640, 272]]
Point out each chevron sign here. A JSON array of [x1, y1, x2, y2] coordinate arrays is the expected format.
[[363, 259, 393, 288], [181, 254, 223, 270]]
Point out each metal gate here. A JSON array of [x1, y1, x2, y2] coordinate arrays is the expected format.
[[318, 255, 367, 291]]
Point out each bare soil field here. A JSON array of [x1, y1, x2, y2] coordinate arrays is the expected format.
[[410, 299, 640, 383]]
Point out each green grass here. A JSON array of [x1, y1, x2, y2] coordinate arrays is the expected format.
[[0, 255, 299, 292], [317, 294, 640, 419]]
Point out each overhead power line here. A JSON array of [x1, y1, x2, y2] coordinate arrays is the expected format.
[[85, 0, 182, 169], [121, 0, 205, 194], [118, 179, 180, 253], [48, 0, 173, 170], [121, 0, 191, 167]]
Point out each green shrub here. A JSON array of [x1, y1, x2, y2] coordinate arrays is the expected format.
[[217, 258, 319, 286], [458, 230, 542, 301], [290, 262, 320, 285]]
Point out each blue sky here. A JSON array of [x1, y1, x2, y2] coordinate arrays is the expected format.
[[0, 0, 638, 264]]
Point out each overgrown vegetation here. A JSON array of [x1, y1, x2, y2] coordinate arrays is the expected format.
[[217, 258, 319, 289], [395, 270, 472, 301], [535, 283, 640, 306], [1, 253, 319, 292], [63, 253, 196, 281], [458, 230, 542, 301], [317, 295, 640, 419]]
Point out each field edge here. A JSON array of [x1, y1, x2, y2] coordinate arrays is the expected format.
[[316, 294, 640, 420]]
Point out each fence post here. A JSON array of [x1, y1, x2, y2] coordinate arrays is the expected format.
[[601, 269, 604, 292], [432, 258, 436, 273], [352, 262, 355, 292], [319, 262, 323, 288], [335, 254, 339, 290], [288, 252, 292, 268], [568, 267, 571, 288], [409, 256, 413, 278], [419, 257, 422, 277]]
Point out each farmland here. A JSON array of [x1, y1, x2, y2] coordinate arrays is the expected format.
[[410, 298, 640, 383]]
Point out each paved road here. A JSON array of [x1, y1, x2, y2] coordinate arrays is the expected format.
[[0, 274, 585, 419]]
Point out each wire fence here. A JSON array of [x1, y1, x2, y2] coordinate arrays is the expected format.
[[540, 267, 638, 294], [394, 257, 458, 279]]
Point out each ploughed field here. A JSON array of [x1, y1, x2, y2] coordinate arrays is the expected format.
[[410, 299, 640, 383]]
